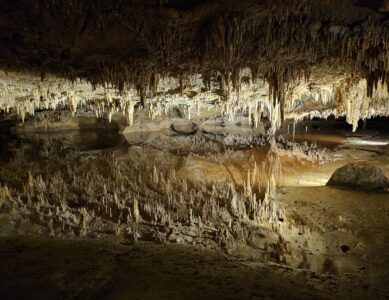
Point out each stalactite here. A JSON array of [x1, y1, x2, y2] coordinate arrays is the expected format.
[[1, 6, 389, 130]]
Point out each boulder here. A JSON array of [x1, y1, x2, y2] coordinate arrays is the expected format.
[[199, 118, 266, 136], [122, 118, 197, 136], [327, 162, 389, 190], [171, 120, 197, 135], [122, 122, 161, 133]]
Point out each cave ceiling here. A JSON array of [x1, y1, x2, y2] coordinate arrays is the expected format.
[[0, 0, 388, 128]]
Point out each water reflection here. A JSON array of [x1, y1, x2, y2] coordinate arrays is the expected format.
[[0, 122, 388, 275]]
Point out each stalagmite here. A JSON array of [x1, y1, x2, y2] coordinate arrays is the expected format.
[[68, 90, 77, 116], [293, 120, 296, 141], [80, 207, 89, 236], [133, 199, 140, 223]]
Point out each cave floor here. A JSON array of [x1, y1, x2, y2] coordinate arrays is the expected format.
[[0, 236, 378, 300], [0, 173, 388, 299], [0, 121, 388, 299]]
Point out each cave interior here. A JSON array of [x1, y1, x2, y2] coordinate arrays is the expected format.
[[0, 0, 388, 299]]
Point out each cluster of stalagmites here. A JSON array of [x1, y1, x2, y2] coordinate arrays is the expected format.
[[0, 143, 286, 253]]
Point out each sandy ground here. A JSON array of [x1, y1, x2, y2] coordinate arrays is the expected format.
[[278, 186, 389, 293], [0, 236, 382, 300], [0, 187, 387, 299]]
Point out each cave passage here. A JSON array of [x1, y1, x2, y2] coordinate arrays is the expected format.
[[0, 1, 389, 299]]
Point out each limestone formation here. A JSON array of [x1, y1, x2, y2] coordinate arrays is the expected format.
[[0, 1, 388, 131], [0, 2, 389, 298]]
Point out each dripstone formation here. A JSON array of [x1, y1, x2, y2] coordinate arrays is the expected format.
[[0, 0, 388, 131]]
